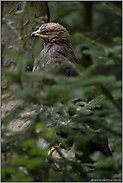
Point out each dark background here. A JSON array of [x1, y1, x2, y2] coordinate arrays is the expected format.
[[2, 1, 122, 182]]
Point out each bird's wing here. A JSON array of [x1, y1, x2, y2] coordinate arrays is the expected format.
[[33, 43, 80, 76]]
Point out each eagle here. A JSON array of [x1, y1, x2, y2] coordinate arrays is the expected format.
[[31, 22, 80, 76], [31, 22, 112, 162]]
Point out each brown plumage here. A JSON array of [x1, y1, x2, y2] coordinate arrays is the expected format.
[[31, 22, 112, 159], [31, 22, 80, 76]]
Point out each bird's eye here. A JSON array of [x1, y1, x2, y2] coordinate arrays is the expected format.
[[42, 30, 49, 35]]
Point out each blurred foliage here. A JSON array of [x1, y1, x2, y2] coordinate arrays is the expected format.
[[1, 1, 122, 182]]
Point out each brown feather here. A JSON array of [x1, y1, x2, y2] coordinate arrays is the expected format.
[[31, 22, 80, 76]]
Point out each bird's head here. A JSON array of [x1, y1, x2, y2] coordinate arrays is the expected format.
[[31, 22, 69, 42]]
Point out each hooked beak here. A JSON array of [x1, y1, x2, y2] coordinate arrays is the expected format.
[[31, 30, 48, 38]]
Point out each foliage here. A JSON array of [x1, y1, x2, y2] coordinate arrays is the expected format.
[[1, 2, 122, 182]]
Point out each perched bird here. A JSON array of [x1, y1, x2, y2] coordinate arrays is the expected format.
[[31, 22, 80, 76], [31, 22, 112, 161]]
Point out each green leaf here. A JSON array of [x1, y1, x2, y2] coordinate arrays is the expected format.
[[11, 156, 28, 166], [103, 2, 122, 17], [15, 10, 23, 14], [25, 157, 43, 170], [21, 138, 36, 148]]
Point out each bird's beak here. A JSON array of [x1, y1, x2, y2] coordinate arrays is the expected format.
[[31, 30, 48, 38]]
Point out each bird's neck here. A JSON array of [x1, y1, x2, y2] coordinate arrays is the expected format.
[[44, 38, 70, 47]]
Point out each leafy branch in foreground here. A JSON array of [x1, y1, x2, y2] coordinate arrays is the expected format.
[[2, 2, 121, 181]]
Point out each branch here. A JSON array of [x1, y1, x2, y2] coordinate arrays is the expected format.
[[2, 17, 20, 38]]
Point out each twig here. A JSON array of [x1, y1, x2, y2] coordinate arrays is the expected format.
[[13, 33, 30, 43], [23, 18, 29, 26], [2, 17, 20, 37], [4, 2, 21, 17], [19, 1, 26, 46]]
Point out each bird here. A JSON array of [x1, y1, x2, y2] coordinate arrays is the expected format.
[[31, 22, 112, 162], [31, 22, 80, 76]]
